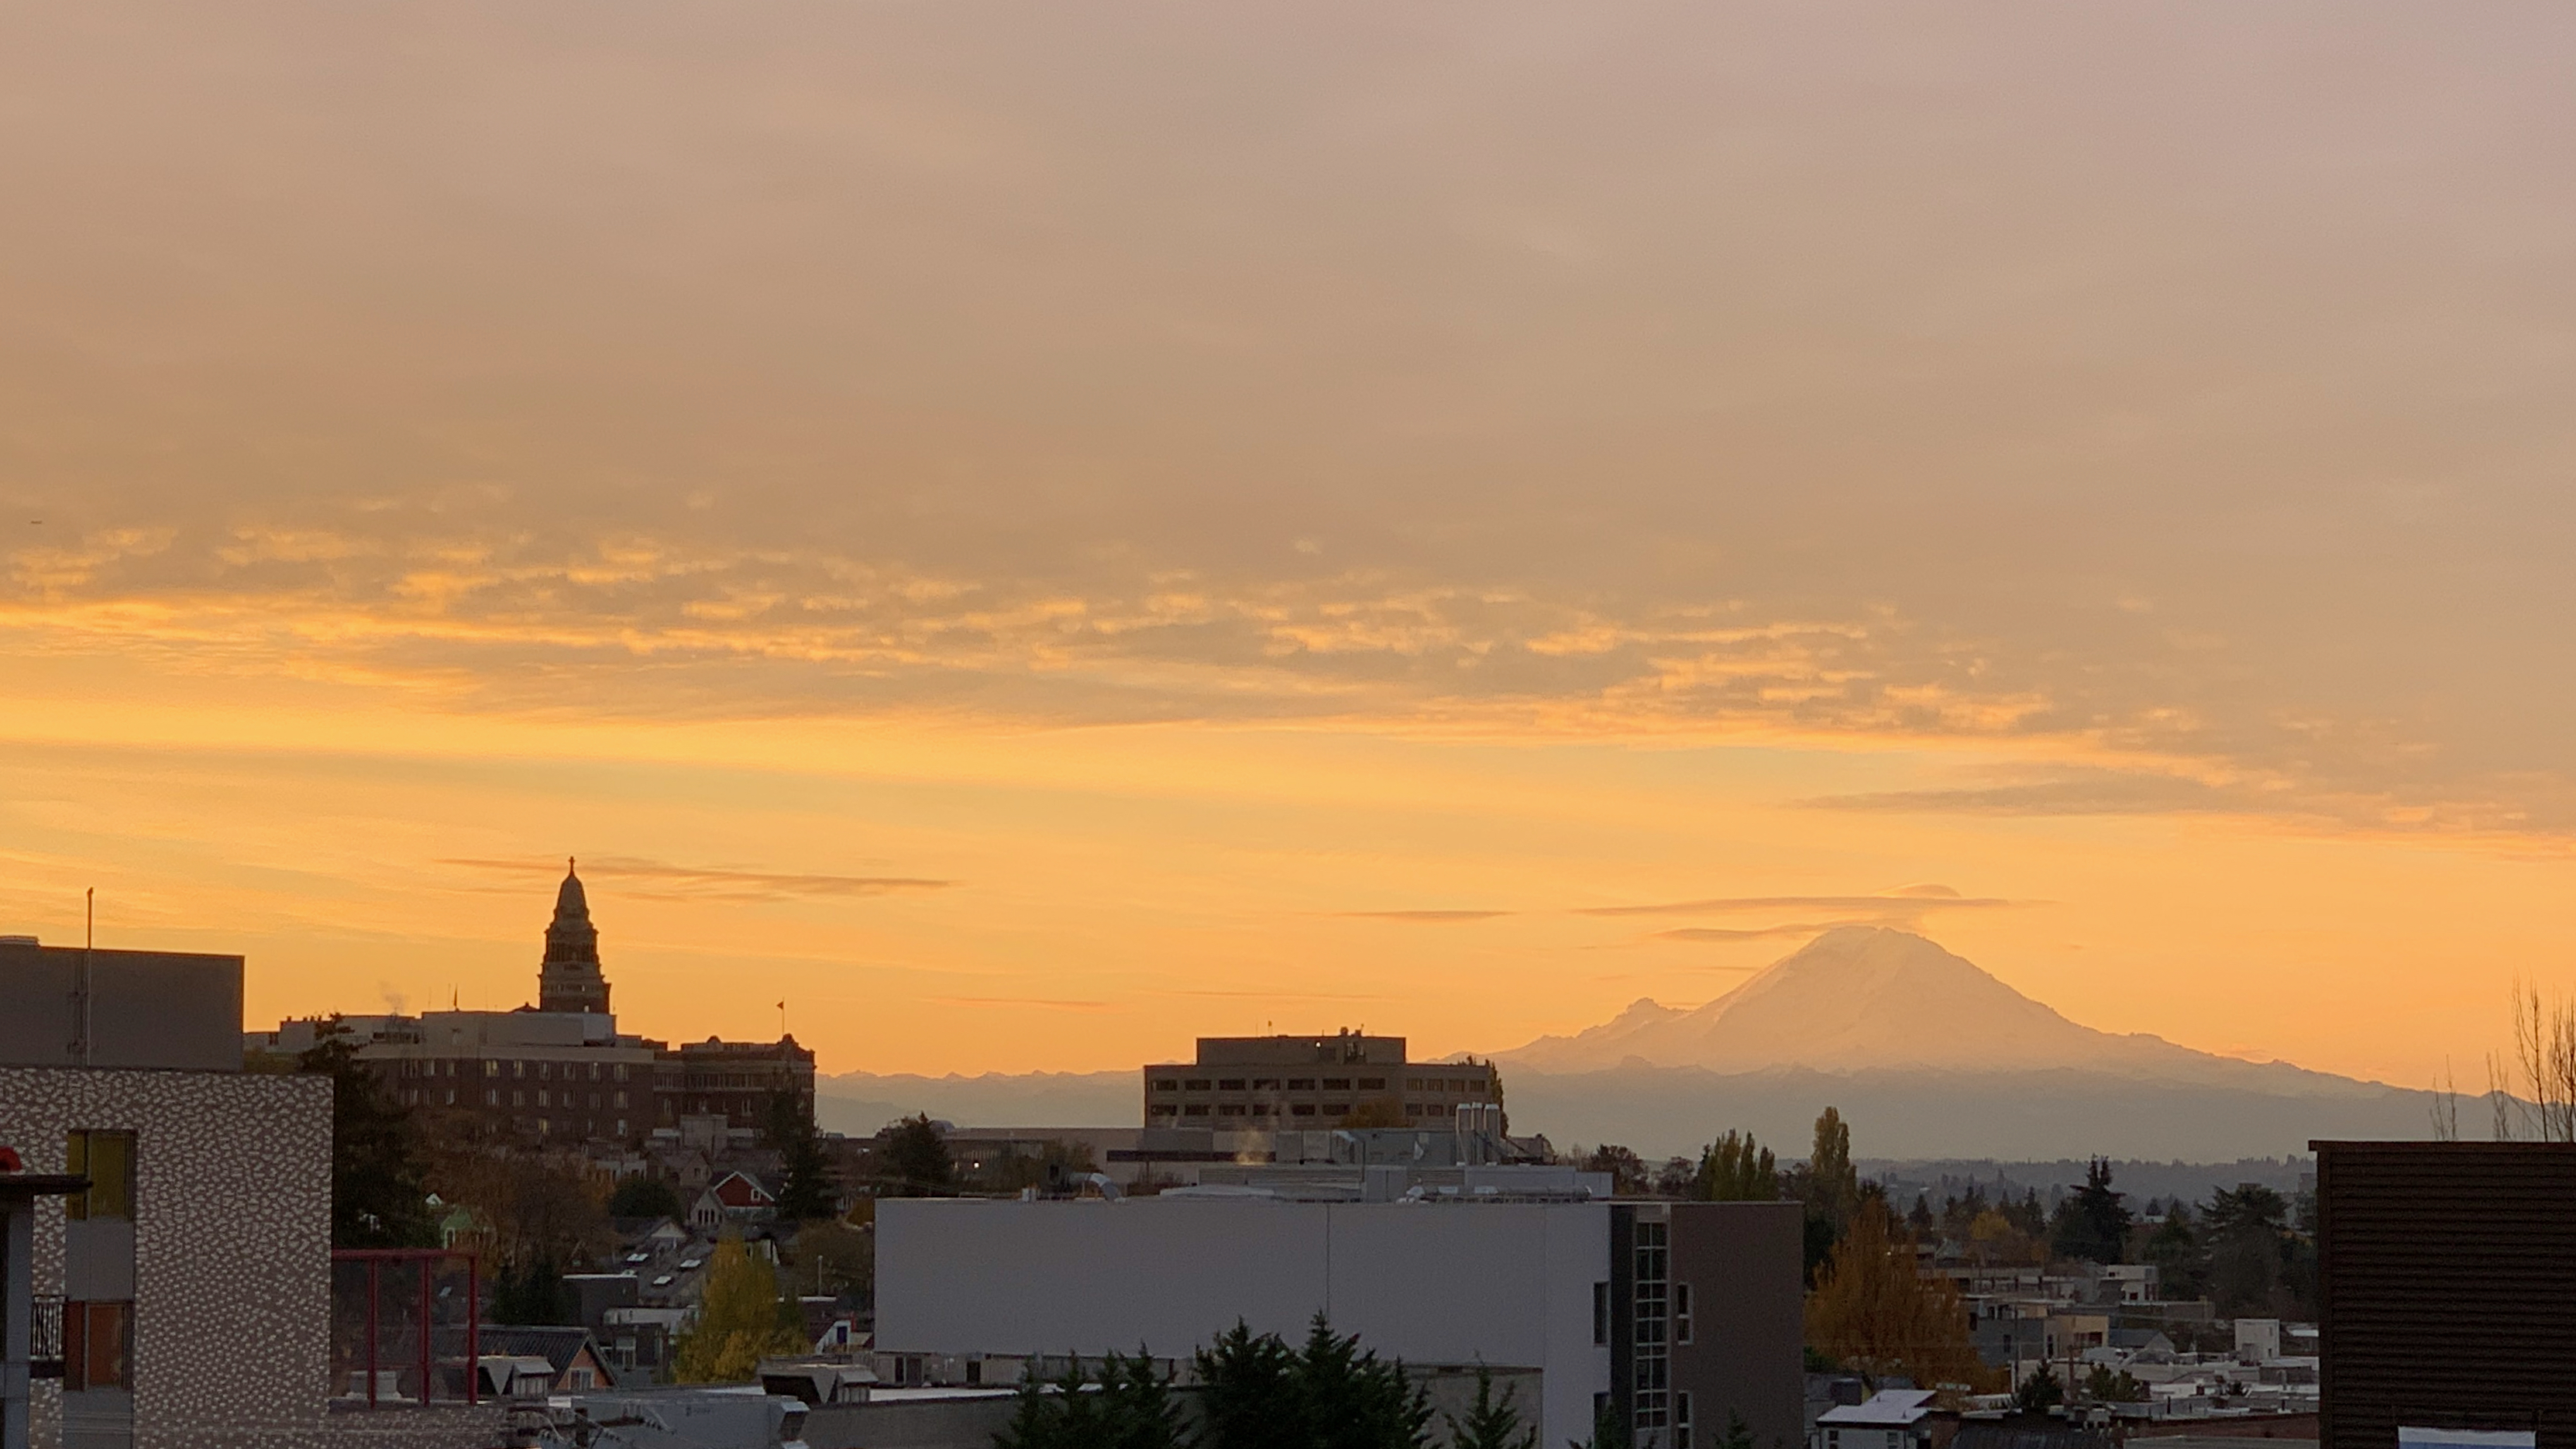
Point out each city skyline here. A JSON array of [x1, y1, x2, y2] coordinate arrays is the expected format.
[[8, 1, 2576, 1086]]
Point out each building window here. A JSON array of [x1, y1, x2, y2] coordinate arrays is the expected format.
[[486, 1089, 499, 1107], [1217, 1105, 1247, 1117], [513, 1061, 526, 1079], [1324, 1103, 1349, 1116], [566, 1367, 596, 1389], [1635, 1220, 1670, 1443], [1217, 1079, 1246, 1091], [1150, 1103, 1179, 1117], [484, 1060, 500, 1077], [514, 1091, 527, 1107], [1185, 1079, 1211, 1092], [1358, 1077, 1385, 1090], [61, 1300, 133, 1390], [1593, 1282, 1609, 1345], [64, 1131, 136, 1221], [614, 1091, 628, 1109], [444, 1089, 456, 1106], [538, 1061, 552, 1080], [1322, 1078, 1350, 1090], [1291, 1104, 1316, 1117], [1153, 1079, 1178, 1092], [614, 1064, 628, 1082], [1677, 1392, 1692, 1449], [590, 1062, 602, 1081], [1287, 1078, 1315, 1090], [1674, 1282, 1694, 1344], [1407, 1078, 1425, 1090], [614, 1120, 627, 1136], [1183, 1105, 1209, 1117]]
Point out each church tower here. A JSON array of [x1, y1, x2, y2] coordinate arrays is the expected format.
[[538, 858, 611, 1015]]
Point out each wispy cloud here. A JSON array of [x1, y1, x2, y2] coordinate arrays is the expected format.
[[923, 996, 1112, 1012], [1336, 909, 1515, 923], [1160, 988, 1391, 1001], [1577, 891, 2013, 918], [440, 855, 952, 903], [1648, 922, 1859, 943]]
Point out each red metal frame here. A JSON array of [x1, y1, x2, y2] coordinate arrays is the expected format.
[[330, 1248, 480, 1406]]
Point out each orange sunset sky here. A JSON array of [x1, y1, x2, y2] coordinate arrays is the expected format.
[[6, 1, 2576, 1089]]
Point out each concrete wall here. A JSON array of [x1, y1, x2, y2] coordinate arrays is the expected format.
[[1670, 1203, 1804, 1449], [877, 1197, 1611, 1449], [0, 948, 242, 1073]]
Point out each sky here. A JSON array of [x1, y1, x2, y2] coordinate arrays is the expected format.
[[5, 0, 2576, 1089]]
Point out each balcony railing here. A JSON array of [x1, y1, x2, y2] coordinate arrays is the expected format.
[[29, 1296, 64, 1379]]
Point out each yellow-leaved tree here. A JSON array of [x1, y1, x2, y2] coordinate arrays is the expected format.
[[1805, 1205, 2002, 1397], [672, 1237, 807, 1383]]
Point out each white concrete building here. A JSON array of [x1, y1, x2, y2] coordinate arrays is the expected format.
[[876, 1193, 1801, 1449]]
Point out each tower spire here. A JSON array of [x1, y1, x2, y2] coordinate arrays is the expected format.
[[537, 856, 610, 1015]]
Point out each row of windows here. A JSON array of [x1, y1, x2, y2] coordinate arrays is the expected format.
[[402, 1087, 631, 1110], [1152, 1076, 1394, 1093], [1148, 1100, 1477, 1119], [400, 1058, 636, 1082], [1586, 1279, 1695, 1349]]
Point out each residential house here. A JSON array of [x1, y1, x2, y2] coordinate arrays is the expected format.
[[1815, 1389, 1937, 1449]]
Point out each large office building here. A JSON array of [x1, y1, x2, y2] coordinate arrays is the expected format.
[[248, 863, 815, 1147], [1141, 1030, 1501, 1130], [877, 1189, 1804, 1449], [2315, 1139, 2576, 1449]]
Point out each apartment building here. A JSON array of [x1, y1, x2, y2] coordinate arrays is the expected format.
[[0, 935, 497, 1449], [2315, 1139, 2576, 1449], [1140, 1030, 1501, 1130]]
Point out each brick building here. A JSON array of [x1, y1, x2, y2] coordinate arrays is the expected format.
[[1140, 1029, 1501, 1130], [248, 862, 814, 1147]]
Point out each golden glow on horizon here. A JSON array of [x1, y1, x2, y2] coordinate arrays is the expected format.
[[6, 0, 2576, 1093]]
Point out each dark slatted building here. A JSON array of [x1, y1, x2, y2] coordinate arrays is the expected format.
[[2315, 1140, 2576, 1449]]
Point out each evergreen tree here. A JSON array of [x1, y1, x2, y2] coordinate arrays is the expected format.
[[1195, 1322, 1305, 1449], [2140, 1203, 2204, 1300], [1100, 1350, 1186, 1449], [1570, 1394, 1631, 1449], [1444, 1365, 1535, 1449], [608, 1175, 686, 1221], [996, 1372, 1070, 1449], [297, 1018, 436, 1248], [2048, 1159, 2131, 1264], [2203, 1183, 2292, 1316], [1714, 1412, 1756, 1449], [2014, 1365, 2063, 1414], [1191, 1318, 1431, 1449], [882, 1114, 955, 1197], [779, 1127, 837, 1220], [490, 1253, 575, 1324], [1906, 1194, 1936, 1237], [1297, 1315, 1433, 1449]]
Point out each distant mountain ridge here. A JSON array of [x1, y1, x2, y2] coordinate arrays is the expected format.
[[811, 928, 2441, 1158], [1502, 926, 2279, 1080]]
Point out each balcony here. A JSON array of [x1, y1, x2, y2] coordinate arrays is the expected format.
[[29, 1295, 64, 1380]]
